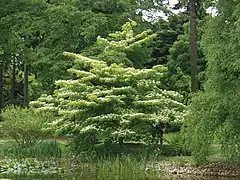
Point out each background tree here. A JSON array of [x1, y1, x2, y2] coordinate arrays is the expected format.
[[0, 49, 4, 112], [166, 21, 205, 98], [0, 0, 48, 105], [189, 0, 198, 92], [0, 0, 150, 106], [1, 0, 200, 107], [148, 12, 188, 67], [184, 0, 240, 163], [171, 0, 209, 93]]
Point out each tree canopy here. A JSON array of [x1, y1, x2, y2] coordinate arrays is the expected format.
[[2, 0, 239, 165], [184, 0, 240, 163], [31, 52, 186, 146], [82, 21, 156, 68]]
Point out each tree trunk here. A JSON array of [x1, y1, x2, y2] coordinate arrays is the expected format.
[[23, 63, 29, 106], [118, 137, 124, 147], [189, 0, 198, 92], [0, 56, 4, 112], [11, 58, 16, 104]]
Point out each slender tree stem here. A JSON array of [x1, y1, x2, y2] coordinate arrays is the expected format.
[[0, 53, 6, 112], [189, 0, 198, 92], [24, 63, 29, 106], [11, 58, 16, 104]]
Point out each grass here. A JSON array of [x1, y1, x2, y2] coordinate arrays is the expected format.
[[0, 156, 170, 179], [0, 134, 190, 179], [0, 139, 14, 157], [0, 139, 62, 158], [163, 132, 179, 142], [73, 156, 154, 179], [0, 133, 187, 159], [2, 134, 240, 179], [161, 156, 196, 166], [0, 133, 231, 165], [0, 138, 168, 179]]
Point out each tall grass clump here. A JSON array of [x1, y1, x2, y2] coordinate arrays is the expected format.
[[73, 156, 161, 179], [1, 140, 62, 158]]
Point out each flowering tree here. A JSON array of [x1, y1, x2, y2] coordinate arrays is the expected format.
[[31, 52, 186, 147], [82, 21, 156, 68]]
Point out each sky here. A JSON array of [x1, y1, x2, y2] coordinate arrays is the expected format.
[[168, 0, 183, 14], [143, 0, 217, 22], [142, 0, 183, 22], [168, 0, 218, 16], [169, 0, 179, 7]]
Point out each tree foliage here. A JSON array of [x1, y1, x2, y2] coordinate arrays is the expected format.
[[0, 106, 54, 147], [83, 21, 156, 68], [149, 12, 189, 67], [184, 0, 240, 163], [31, 52, 186, 148], [166, 21, 205, 97], [0, 0, 147, 106]]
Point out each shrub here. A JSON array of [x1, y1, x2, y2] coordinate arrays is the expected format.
[[183, 92, 221, 164], [166, 133, 191, 156], [0, 106, 55, 148], [70, 131, 99, 155]]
